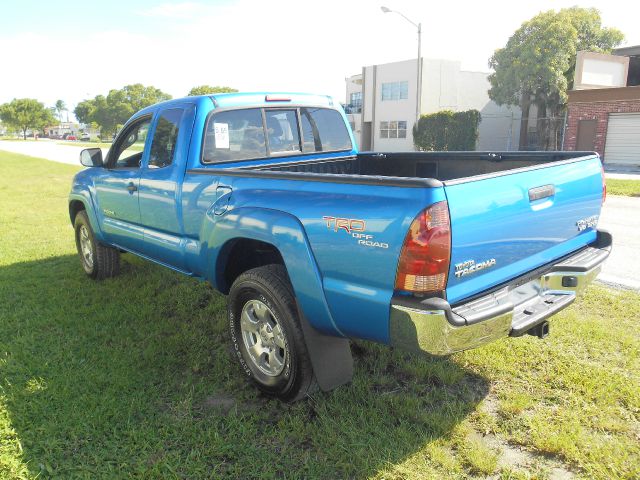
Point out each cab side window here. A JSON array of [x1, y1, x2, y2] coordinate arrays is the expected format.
[[202, 108, 266, 163], [112, 117, 151, 169], [300, 108, 352, 153], [264, 109, 300, 154], [149, 108, 184, 168]]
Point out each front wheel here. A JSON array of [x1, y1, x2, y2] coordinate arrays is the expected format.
[[74, 210, 120, 279], [228, 265, 316, 402]]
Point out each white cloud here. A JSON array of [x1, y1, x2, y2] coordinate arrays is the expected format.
[[139, 1, 208, 19]]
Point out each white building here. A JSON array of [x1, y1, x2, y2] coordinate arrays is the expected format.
[[345, 58, 520, 151], [45, 122, 80, 138]]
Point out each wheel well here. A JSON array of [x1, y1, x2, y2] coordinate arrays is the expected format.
[[221, 239, 285, 293], [69, 200, 86, 225]]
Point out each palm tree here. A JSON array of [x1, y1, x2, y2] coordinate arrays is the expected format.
[[54, 100, 67, 123]]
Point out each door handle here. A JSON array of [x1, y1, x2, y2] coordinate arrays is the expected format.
[[127, 182, 138, 194], [528, 184, 555, 202]]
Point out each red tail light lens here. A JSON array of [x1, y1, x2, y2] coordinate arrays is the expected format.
[[395, 201, 451, 293], [601, 164, 606, 205]]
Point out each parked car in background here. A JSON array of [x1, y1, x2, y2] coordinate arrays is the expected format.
[[69, 92, 611, 401], [80, 133, 91, 142]]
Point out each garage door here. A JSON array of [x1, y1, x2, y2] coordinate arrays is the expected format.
[[604, 113, 640, 166]]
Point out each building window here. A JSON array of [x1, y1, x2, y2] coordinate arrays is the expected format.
[[380, 121, 407, 139], [349, 92, 362, 113], [381, 81, 408, 101]]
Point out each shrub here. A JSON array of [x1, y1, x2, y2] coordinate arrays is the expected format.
[[413, 110, 481, 151]]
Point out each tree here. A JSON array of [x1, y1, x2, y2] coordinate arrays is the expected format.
[[488, 7, 623, 150], [74, 99, 94, 125], [73, 84, 172, 138], [188, 85, 238, 96], [54, 99, 67, 122], [0, 98, 56, 139], [413, 110, 481, 151]]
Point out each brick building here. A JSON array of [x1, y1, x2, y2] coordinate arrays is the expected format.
[[564, 47, 640, 168]]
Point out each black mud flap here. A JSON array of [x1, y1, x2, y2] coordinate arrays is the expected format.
[[297, 307, 353, 392]]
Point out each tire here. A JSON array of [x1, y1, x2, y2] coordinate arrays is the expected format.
[[228, 265, 317, 402], [74, 210, 120, 279]]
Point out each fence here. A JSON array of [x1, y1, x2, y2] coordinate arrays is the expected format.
[[477, 113, 566, 151]]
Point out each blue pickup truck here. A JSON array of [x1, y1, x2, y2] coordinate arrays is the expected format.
[[69, 92, 611, 401]]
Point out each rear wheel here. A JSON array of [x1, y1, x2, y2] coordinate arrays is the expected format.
[[74, 210, 120, 279], [228, 265, 316, 402]]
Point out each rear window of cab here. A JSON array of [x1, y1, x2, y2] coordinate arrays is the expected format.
[[202, 107, 352, 163]]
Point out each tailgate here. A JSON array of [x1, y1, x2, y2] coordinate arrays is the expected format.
[[444, 156, 603, 304]]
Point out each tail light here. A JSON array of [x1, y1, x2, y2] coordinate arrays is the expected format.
[[395, 201, 451, 293], [601, 164, 606, 205]]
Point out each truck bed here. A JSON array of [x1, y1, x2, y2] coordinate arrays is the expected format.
[[226, 151, 594, 184], [194, 150, 603, 308]]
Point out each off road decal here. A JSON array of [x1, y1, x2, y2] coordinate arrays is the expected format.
[[322, 216, 389, 249]]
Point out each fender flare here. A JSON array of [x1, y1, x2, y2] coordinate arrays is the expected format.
[[204, 206, 353, 391], [69, 191, 105, 242]]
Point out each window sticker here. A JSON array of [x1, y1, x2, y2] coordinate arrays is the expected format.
[[214, 123, 229, 149]]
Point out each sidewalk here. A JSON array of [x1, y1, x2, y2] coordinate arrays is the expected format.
[[597, 195, 640, 290], [606, 172, 640, 180], [604, 163, 640, 180]]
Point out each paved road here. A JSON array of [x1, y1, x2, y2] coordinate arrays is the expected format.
[[2, 140, 638, 289], [0, 139, 109, 166]]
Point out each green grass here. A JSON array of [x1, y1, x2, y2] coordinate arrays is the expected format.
[[0, 150, 639, 479], [607, 178, 640, 197]]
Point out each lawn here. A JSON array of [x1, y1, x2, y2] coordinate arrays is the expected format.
[[606, 178, 640, 197], [0, 150, 638, 479]]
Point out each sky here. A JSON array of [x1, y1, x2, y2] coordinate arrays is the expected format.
[[1, 0, 639, 121]]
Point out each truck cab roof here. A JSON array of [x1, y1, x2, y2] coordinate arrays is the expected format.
[[134, 92, 337, 119]]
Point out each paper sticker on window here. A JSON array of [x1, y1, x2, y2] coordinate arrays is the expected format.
[[214, 123, 229, 149]]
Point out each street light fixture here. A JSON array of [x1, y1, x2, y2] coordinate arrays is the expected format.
[[381, 6, 422, 126]]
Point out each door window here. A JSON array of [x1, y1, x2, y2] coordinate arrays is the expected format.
[[112, 117, 151, 168], [149, 108, 184, 168]]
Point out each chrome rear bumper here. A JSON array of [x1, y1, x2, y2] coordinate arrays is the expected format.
[[389, 230, 612, 356]]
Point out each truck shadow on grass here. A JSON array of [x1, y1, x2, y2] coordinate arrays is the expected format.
[[0, 254, 489, 478]]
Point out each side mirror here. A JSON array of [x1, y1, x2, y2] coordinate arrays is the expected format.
[[80, 148, 104, 167]]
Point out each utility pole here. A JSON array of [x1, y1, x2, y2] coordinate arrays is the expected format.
[[381, 6, 422, 125]]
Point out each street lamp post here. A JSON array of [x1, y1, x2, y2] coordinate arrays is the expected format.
[[381, 6, 422, 126]]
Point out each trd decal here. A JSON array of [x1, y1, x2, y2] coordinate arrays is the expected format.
[[322, 216, 388, 249], [322, 216, 366, 234]]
